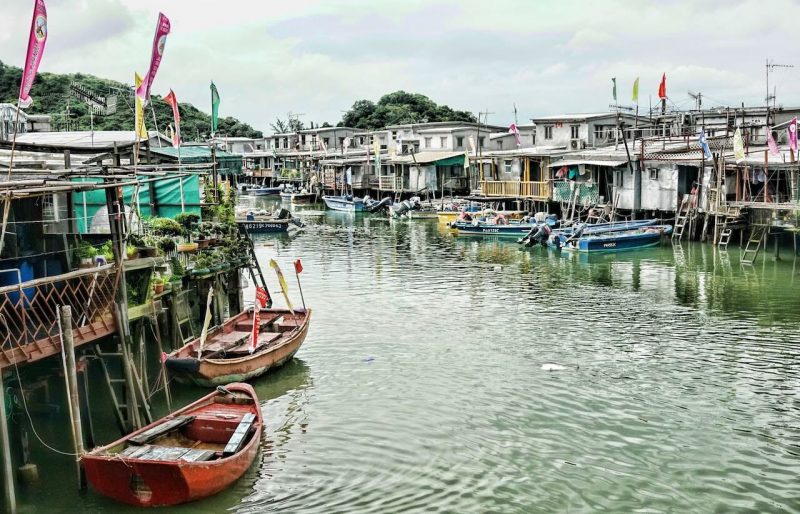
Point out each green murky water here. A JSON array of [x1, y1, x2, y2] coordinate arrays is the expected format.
[[14, 198, 800, 513]]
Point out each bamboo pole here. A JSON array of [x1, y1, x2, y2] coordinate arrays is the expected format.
[[0, 369, 15, 514], [60, 306, 86, 490]]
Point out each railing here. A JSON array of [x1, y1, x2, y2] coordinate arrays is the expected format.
[[480, 180, 549, 199], [0, 265, 118, 369], [378, 175, 403, 191]]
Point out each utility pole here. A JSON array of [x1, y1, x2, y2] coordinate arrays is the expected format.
[[765, 59, 793, 125]]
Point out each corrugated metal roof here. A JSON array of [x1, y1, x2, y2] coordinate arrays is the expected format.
[[548, 159, 628, 168]]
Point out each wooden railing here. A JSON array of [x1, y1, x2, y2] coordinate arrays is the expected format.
[[0, 265, 118, 369], [378, 175, 403, 191], [480, 180, 549, 199]]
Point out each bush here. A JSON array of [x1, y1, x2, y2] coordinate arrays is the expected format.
[[149, 217, 183, 237]]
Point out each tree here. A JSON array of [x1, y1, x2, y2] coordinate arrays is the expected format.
[[339, 91, 476, 129], [270, 118, 289, 133]]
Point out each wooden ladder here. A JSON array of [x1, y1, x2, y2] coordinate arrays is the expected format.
[[717, 216, 733, 249], [740, 225, 767, 265], [673, 210, 692, 240], [172, 289, 196, 346], [95, 341, 154, 434]]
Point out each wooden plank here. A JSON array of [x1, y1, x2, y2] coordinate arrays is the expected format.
[[119, 445, 151, 459], [128, 415, 195, 446], [223, 413, 256, 456], [180, 449, 216, 462]]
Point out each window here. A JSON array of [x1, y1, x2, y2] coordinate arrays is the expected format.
[[497, 140, 504, 150], [571, 125, 580, 138], [544, 126, 553, 139], [616, 170, 624, 188], [339, 137, 345, 147], [532, 132, 536, 145], [479, 136, 485, 148], [425, 137, 432, 148], [504, 159, 513, 174], [440, 136, 447, 148], [594, 126, 604, 140], [323, 137, 330, 147], [649, 168, 659, 180], [456, 136, 464, 147]]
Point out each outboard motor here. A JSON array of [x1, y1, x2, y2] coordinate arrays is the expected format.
[[366, 197, 393, 213], [519, 224, 551, 247], [391, 199, 416, 218], [275, 208, 292, 220]]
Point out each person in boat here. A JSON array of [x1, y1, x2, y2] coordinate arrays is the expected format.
[[494, 213, 508, 225], [457, 209, 473, 223]]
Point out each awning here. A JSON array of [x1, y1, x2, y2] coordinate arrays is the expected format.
[[549, 159, 627, 168]]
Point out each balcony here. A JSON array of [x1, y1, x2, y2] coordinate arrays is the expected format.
[[480, 180, 550, 200], [378, 175, 404, 191], [0, 265, 118, 369]]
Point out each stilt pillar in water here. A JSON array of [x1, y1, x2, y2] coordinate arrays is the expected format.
[[60, 306, 86, 490], [0, 370, 17, 513]]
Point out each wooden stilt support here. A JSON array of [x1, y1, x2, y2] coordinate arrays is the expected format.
[[60, 306, 86, 490], [0, 370, 16, 514]]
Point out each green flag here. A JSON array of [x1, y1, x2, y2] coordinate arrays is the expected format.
[[612, 77, 617, 102], [211, 81, 220, 135], [632, 77, 639, 103]]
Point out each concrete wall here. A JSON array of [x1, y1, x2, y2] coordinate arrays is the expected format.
[[614, 162, 677, 211]]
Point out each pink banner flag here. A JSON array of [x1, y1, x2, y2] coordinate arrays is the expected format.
[[508, 123, 521, 147], [18, 0, 48, 109], [164, 89, 181, 147], [136, 13, 171, 106], [767, 128, 781, 157], [788, 117, 797, 153]]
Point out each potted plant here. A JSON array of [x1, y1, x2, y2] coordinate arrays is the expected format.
[[77, 241, 97, 268], [175, 212, 200, 242], [149, 217, 183, 237], [157, 236, 176, 256], [100, 240, 115, 263], [152, 276, 165, 295], [126, 244, 138, 260], [191, 253, 213, 276]]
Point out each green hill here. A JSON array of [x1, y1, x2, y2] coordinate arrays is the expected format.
[[0, 61, 262, 139]]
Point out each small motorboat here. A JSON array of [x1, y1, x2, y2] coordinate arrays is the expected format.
[[82, 383, 262, 507], [280, 188, 317, 204], [166, 307, 312, 386], [250, 185, 283, 196], [322, 195, 365, 212], [554, 225, 673, 252], [236, 207, 303, 233]]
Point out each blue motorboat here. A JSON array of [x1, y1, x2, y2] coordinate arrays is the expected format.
[[554, 225, 673, 252], [322, 195, 366, 212]]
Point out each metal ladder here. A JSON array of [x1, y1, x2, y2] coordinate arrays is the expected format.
[[740, 225, 767, 265], [717, 217, 733, 248]]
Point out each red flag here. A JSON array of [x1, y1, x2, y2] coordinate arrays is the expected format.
[[557, 165, 568, 178], [255, 286, 269, 308], [294, 259, 303, 274], [658, 73, 667, 100], [163, 89, 181, 147], [136, 13, 171, 106], [160, 351, 168, 363]]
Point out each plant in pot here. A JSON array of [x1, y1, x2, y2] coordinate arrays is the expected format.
[[195, 222, 212, 249], [191, 252, 214, 276], [99, 240, 116, 263], [157, 236, 176, 256], [152, 276, 165, 295], [126, 244, 139, 260], [175, 212, 200, 241], [77, 241, 97, 268]]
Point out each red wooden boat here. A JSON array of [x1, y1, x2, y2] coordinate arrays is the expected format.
[[82, 383, 262, 507], [165, 307, 311, 387]]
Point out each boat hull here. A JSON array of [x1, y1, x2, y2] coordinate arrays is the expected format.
[[250, 187, 283, 196], [561, 227, 672, 252], [322, 196, 365, 212], [454, 222, 537, 237], [82, 383, 261, 507], [236, 219, 290, 233], [166, 309, 311, 387], [280, 192, 316, 204]]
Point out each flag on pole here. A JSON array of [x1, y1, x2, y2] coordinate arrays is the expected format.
[[697, 130, 712, 160], [197, 287, 214, 357], [373, 136, 381, 174], [463, 150, 470, 170], [136, 13, 171, 106], [733, 128, 745, 164], [612, 77, 617, 102], [788, 117, 797, 153], [269, 259, 294, 311], [658, 73, 667, 99], [508, 123, 521, 147], [249, 286, 269, 353], [767, 128, 781, 157], [18, 0, 48, 109], [632, 77, 640, 103], [134, 73, 148, 139], [294, 259, 303, 274], [210, 82, 220, 136], [164, 89, 181, 148]]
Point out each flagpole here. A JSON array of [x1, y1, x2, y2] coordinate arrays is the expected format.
[[295, 267, 306, 312], [150, 104, 162, 147], [5, 103, 22, 180]]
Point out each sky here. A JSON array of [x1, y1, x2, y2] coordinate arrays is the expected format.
[[2, 0, 800, 133]]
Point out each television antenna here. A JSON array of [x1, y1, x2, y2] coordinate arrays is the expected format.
[[69, 82, 118, 146], [765, 59, 793, 109], [688, 91, 702, 110]]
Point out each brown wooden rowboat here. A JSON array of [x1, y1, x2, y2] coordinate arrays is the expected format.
[[82, 382, 262, 507], [165, 307, 311, 387]]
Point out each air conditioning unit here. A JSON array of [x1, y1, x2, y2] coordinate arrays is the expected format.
[[570, 138, 584, 150]]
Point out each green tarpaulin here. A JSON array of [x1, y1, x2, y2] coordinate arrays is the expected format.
[[72, 174, 202, 233]]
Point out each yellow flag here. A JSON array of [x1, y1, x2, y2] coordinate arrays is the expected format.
[[269, 259, 294, 311], [134, 73, 148, 139], [632, 77, 640, 103], [733, 128, 745, 164]]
